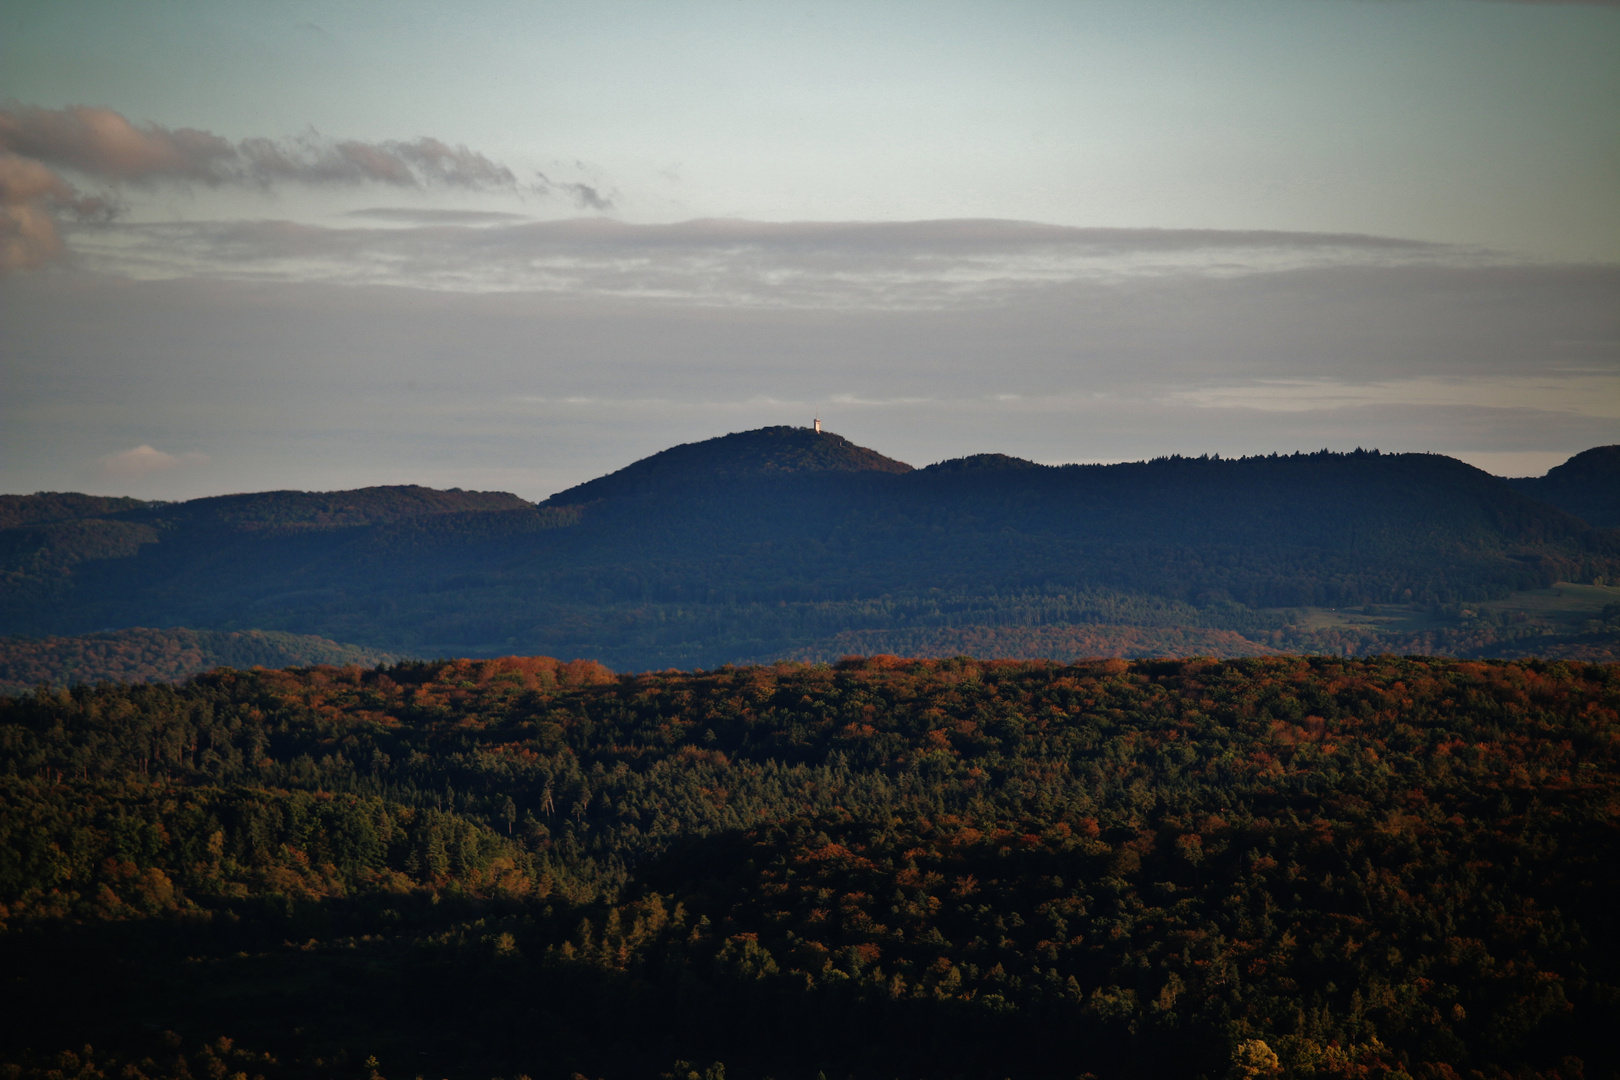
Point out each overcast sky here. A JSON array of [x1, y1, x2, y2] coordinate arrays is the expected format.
[[2, 0, 1616, 500]]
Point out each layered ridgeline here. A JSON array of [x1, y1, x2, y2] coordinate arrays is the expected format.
[[0, 655, 1615, 1079], [1, 431, 1617, 671]]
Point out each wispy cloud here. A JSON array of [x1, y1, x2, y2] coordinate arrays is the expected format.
[[535, 173, 615, 212], [0, 104, 614, 274], [97, 445, 209, 483], [1169, 374, 1620, 418], [0, 150, 115, 273], [0, 105, 520, 189], [346, 207, 531, 225], [60, 215, 1507, 306], [830, 393, 939, 406]]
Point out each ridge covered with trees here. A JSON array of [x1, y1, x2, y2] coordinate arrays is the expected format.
[[1, 432, 1616, 669], [1506, 446, 1620, 530], [0, 627, 398, 695], [0, 654, 1614, 1079]]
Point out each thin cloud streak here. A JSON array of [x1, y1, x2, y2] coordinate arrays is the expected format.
[[59, 216, 1515, 307], [1170, 375, 1620, 418], [347, 207, 531, 225], [535, 173, 615, 212]]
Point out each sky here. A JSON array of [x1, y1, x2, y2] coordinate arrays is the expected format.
[[1, 0, 1617, 501]]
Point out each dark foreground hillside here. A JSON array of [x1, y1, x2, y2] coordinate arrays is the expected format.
[[1, 654, 1615, 1080]]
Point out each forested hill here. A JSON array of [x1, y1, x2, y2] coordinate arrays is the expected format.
[[547, 425, 914, 505], [0, 484, 554, 637], [0, 433, 1616, 669], [0, 493, 154, 530], [1507, 444, 1620, 529], [120, 484, 534, 530], [0, 627, 398, 695], [0, 655, 1615, 1079]]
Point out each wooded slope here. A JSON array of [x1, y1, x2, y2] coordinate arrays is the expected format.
[[1, 654, 1615, 1079], [1, 433, 1615, 668], [0, 627, 398, 695]]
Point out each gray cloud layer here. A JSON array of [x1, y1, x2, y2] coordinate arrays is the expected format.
[[0, 104, 612, 274], [4, 235, 1613, 499], [65, 215, 1491, 308]]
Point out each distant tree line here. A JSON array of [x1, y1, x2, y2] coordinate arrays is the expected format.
[[0, 627, 399, 695]]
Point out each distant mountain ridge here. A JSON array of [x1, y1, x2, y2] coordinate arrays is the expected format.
[[0, 493, 155, 530], [0, 431, 1615, 670], [547, 426, 913, 505], [920, 452, 1044, 474], [125, 484, 533, 531]]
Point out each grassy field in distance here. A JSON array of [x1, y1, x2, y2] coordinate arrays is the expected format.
[[1273, 581, 1620, 635], [1476, 580, 1620, 624]]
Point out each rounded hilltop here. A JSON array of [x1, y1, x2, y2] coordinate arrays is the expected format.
[[1505, 444, 1620, 529], [545, 425, 913, 505], [921, 452, 1043, 474]]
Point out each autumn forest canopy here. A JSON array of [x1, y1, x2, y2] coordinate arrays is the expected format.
[[0, 653, 1615, 1079]]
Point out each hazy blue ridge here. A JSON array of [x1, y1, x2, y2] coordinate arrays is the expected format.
[[0, 433, 1615, 670]]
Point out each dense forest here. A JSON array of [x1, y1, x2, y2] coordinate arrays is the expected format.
[[1, 653, 1615, 1079], [0, 627, 398, 695], [778, 598, 1620, 668], [1, 431, 1616, 670]]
